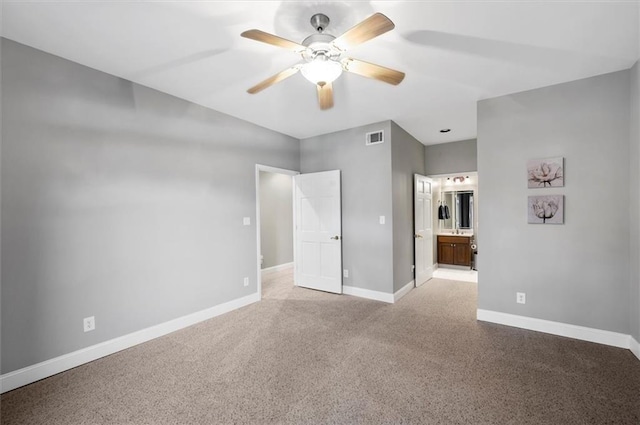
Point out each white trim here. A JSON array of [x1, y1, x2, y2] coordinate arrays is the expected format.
[[343, 285, 394, 303], [1, 292, 260, 394], [343, 282, 414, 304], [394, 280, 414, 302], [261, 262, 294, 273], [255, 164, 299, 299], [631, 336, 640, 361], [477, 309, 632, 350], [255, 165, 299, 175]]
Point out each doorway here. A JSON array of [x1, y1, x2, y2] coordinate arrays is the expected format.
[[255, 165, 299, 298], [429, 172, 479, 283]]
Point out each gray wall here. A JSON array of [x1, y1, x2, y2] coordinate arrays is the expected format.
[[477, 70, 631, 334], [390, 121, 425, 291], [631, 60, 640, 343], [425, 139, 477, 175], [259, 171, 293, 269], [300, 121, 394, 294], [1, 39, 300, 373], [0, 31, 3, 375]]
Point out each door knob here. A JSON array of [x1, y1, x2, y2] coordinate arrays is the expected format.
[[414, 234, 423, 238], [330, 235, 341, 240]]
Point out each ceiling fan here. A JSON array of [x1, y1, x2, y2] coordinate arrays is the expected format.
[[241, 12, 405, 110]]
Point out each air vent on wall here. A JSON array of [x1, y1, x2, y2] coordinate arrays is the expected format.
[[365, 130, 384, 145]]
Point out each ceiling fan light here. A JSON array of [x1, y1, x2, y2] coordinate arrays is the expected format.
[[301, 59, 343, 85]]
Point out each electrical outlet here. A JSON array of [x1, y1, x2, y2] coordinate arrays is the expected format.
[[343, 269, 349, 278], [244, 277, 249, 287], [379, 215, 385, 225], [83, 316, 95, 332], [243, 217, 251, 226], [516, 292, 526, 304]]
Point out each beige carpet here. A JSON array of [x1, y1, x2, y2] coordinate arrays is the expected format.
[[2, 268, 639, 424]]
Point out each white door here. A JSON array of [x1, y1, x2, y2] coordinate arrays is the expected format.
[[414, 174, 434, 287], [294, 170, 342, 294]]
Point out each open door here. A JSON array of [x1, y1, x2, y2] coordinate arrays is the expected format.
[[294, 170, 342, 294], [414, 174, 434, 287]]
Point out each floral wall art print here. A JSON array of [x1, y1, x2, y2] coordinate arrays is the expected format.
[[528, 195, 564, 224], [527, 157, 564, 188]]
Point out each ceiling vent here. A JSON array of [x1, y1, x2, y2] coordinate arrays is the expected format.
[[365, 130, 384, 146]]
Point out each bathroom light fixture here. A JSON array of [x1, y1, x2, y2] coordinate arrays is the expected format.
[[453, 176, 466, 184]]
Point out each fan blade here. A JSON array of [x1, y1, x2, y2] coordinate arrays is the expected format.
[[247, 65, 301, 94], [332, 13, 395, 51], [241, 29, 307, 53], [317, 82, 334, 110], [342, 58, 405, 85]]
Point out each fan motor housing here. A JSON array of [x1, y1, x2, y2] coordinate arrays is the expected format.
[[302, 33, 341, 62], [302, 33, 336, 48]]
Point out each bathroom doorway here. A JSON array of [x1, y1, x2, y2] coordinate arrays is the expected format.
[[429, 172, 479, 283], [255, 165, 298, 297]]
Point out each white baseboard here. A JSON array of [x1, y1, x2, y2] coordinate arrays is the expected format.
[[394, 280, 414, 302], [631, 336, 640, 361], [477, 309, 633, 352], [261, 262, 293, 273], [343, 280, 414, 304], [343, 285, 394, 303], [1, 292, 260, 394]]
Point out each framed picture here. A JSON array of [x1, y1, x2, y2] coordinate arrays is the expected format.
[[528, 195, 564, 224], [527, 157, 564, 188]]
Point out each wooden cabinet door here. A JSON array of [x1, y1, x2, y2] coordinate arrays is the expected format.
[[438, 236, 472, 266], [438, 242, 454, 265], [453, 243, 471, 266]]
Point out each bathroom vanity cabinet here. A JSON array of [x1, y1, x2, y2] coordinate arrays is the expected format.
[[437, 235, 472, 267]]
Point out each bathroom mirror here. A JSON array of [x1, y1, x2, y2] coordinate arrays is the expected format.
[[440, 190, 474, 230]]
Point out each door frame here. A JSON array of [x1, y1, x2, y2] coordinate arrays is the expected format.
[[255, 164, 300, 299]]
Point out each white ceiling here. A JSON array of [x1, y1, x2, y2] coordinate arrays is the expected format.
[[2, 1, 639, 145]]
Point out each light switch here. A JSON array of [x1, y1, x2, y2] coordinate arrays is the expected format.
[[379, 216, 385, 225], [243, 217, 251, 226]]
